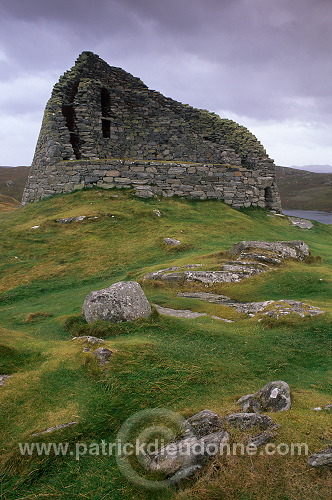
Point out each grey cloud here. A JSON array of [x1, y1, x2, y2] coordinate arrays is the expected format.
[[0, 0, 332, 165]]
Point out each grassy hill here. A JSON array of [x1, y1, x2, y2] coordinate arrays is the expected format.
[[0, 188, 331, 499], [276, 166, 332, 211], [0, 166, 30, 206]]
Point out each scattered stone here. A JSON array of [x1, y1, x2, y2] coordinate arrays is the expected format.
[[145, 410, 229, 485], [147, 431, 229, 483], [0, 375, 12, 386], [237, 381, 291, 413], [220, 299, 324, 319], [56, 216, 87, 223], [31, 225, 40, 229], [308, 446, 332, 468], [226, 413, 276, 430], [221, 261, 268, 276], [72, 336, 105, 344], [167, 465, 202, 487], [82, 281, 151, 323], [153, 210, 161, 217], [312, 404, 332, 411], [32, 421, 78, 436], [230, 240, 310, 264], [288, 217, 313, 229], [164, 237, 181, 246], [134, 188, 154, 198], [211, 316, 234, 322], [260, 300, 325, 319], [229, 300, 275, 316], [154, 305, 207, 319], [93, 347, 113, 364], [143, 264, 202, 281], [245, 429, 278, 448], [183, 410, 224, 438]]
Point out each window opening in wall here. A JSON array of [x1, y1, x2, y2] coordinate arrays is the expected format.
[[101, 87, 111, 138], [61, 81, 81, 159]]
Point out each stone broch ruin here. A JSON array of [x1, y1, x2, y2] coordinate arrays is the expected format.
[[22, 51, 281, 210]]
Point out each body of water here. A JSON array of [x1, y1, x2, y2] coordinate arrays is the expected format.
[[282, 209, 332, 224]]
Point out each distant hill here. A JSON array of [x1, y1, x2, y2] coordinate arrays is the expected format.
[[288, 164, 332, 174], [0, 166, 30, 207], [276, 165, 332, 211]]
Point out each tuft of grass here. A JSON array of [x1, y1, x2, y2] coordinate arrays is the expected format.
[[0, 189, 332, 499]]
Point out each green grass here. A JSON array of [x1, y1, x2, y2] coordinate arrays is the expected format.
[[0, 188, 331, 499]]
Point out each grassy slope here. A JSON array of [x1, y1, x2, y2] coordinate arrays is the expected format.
[[0, 188, 331, 499], [0, 166, 30, 204]]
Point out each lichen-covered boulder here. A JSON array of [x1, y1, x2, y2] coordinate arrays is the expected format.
[[237, 380, 291, 413], [183, 409, 224, 437], [225, 413, 276, 430], [82, 281, 151, 323]]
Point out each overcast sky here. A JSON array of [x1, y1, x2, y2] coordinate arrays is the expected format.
[[1, 0, 332, 168]]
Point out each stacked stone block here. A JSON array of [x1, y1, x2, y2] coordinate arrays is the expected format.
[[22, 52, 281, 210]]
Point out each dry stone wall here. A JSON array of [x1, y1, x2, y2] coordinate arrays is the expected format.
[[22, 52, 281, 210]]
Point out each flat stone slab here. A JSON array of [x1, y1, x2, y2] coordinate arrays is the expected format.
[[154, 305, 207, 319], [260, 300, 325, 319], [288, 217, 313, 229], [177, 292, 232, 303]]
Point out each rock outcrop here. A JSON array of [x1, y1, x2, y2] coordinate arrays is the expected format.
[[82, 281, 151, 323], [230, 240, 310, 264], [237, 381, 291, 413]]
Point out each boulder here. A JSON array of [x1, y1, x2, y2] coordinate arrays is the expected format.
[[145, 409, 228, 485], [308, 446, 332, 467], [183, 409, 224, 437], [237, 380, 291, 413], [164, 237, 181, 246], [148, 431, 229, 484], [288, 217, 313, 230], [225, 413, 275, 430], [246, 429, 278, 448], [82, 281, 151, 323]]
